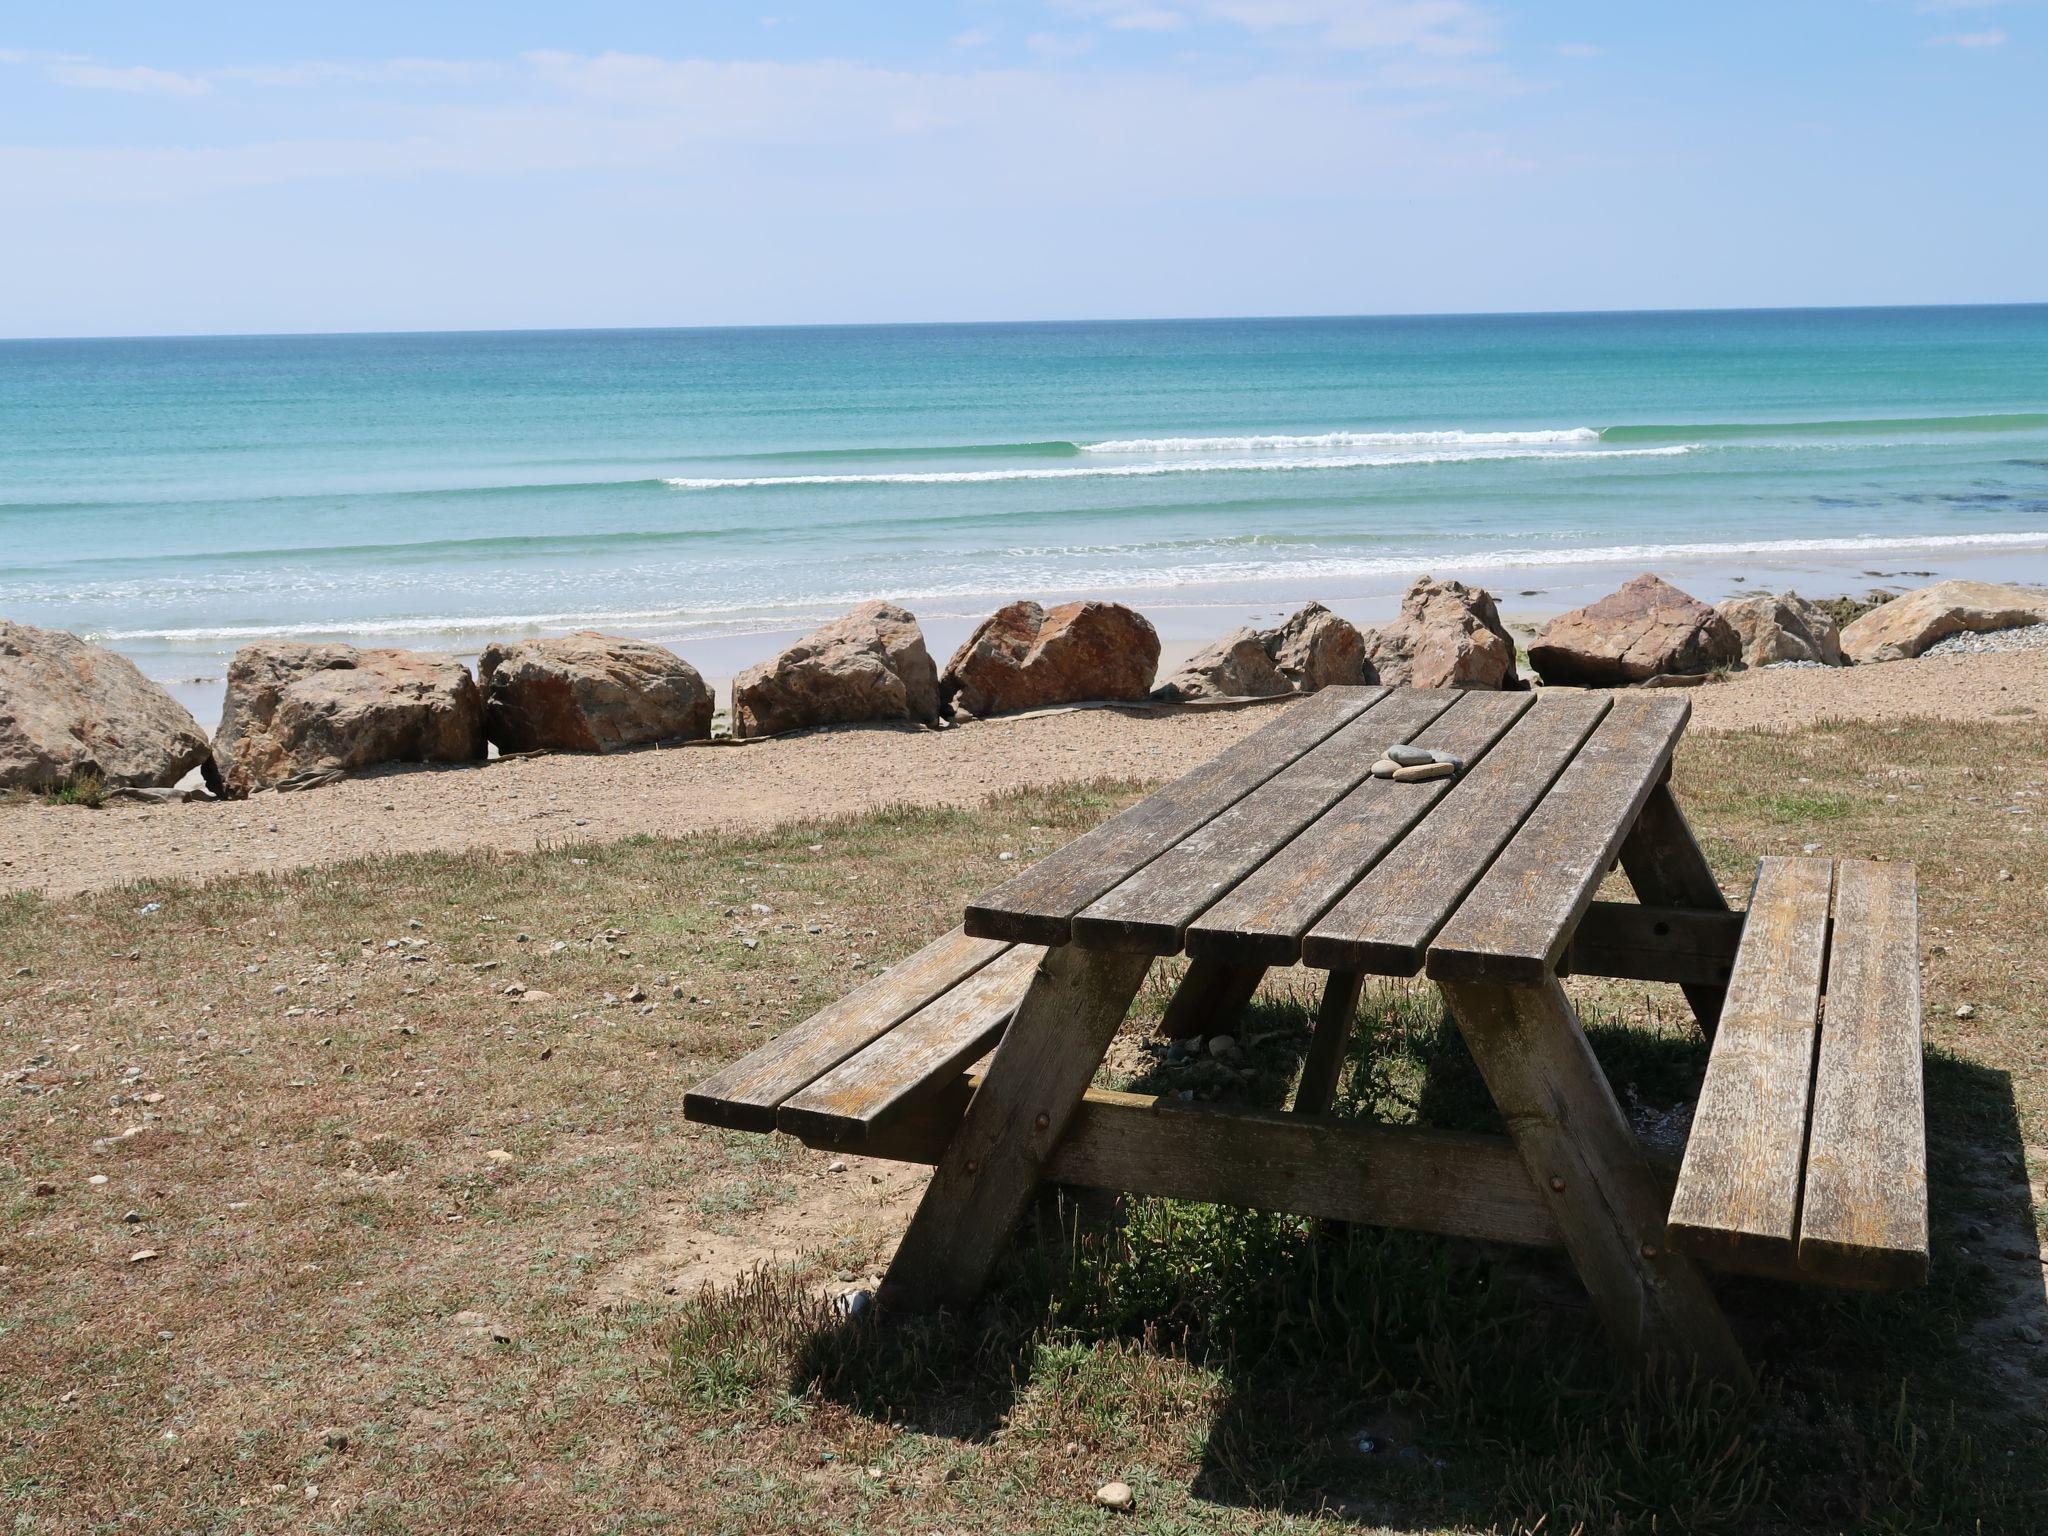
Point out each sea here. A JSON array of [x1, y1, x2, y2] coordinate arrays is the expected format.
[[4, 304, 2046, 724]]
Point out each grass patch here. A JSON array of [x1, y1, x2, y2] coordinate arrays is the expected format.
[[2, 722, 2045, 1532]]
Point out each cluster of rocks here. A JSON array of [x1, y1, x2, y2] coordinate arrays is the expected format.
[[1154, 578, 1520, 701], [5, 574, 2044, 802], [1524, 574, 2048, 685]]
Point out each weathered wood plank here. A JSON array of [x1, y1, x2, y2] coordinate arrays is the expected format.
[[682, 926, 1011, 1131], [1800, 859, 1928, 1290], [1186, 690, 1536, 966], [1300, 693, 1613, 976], [881, 944, 1155, 1311], [1292, 969, 1364, 1116], [1440, 976, 1751, 1385], [1666, 857, 1833, 1278], [1426, 696, 1692, 987], [1070, 689, 1459, 954], [1157, 957, 1268, 1040], [831, 1078, 1561, 1249], [1560, 900, 1744, 987], [776, 943, 1045, 1146], [1054, 1091, 1563, 1248], [1619, 781, 1735, 1033], [963, 686, 1386, 945]]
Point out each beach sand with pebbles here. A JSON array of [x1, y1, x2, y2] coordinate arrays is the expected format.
[[4, 644, 2044, 898]]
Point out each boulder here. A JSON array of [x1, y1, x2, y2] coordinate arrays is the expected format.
[[1528, 574, 1739, 687], [941, 600, 1159, 718], [478, 632, 712, 753], [1152, 628, 1291, 703], [730, 601, 940, 739], [1265, 603, 1369, 692], [1839, 579, 2048, 663], [0, 621, 215, 792], [1717, 591, 1843, 668], [1362, 577, 1519, 690], [214, 642, 485, 796]]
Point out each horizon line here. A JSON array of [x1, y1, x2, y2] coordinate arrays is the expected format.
[[5, 297, 2047, 347]]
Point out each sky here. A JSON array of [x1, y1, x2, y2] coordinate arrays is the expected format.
[[0, 2, 2040, 337]]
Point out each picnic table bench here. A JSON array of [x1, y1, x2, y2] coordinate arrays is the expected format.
[[687, 685, 1928, 1383]]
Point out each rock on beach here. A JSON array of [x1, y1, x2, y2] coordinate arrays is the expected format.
[[0, 621, 217, 792], [1528, 573, 1739, 686], [940, 599, 1159, 718], [1717, 590, 1843, 668], [478, 632, 713, 753], [1362, 576, 1520, 690], [214, 642, 486, 797], [730, 601, 940, 739], [1840, 579, 2048, 663]]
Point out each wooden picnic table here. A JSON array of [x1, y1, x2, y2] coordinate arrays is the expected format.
[[688, 684, 1928, 1387]]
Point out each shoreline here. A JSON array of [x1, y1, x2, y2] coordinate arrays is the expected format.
[[6, 642, 2043, 899], [133, 540, 2041, 730]]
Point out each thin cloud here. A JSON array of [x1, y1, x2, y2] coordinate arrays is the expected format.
[[1926, 27, 2009, 44], [46, 62, 212, 95]]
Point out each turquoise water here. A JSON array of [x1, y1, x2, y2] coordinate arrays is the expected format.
[[4, 306, 2047, 698]]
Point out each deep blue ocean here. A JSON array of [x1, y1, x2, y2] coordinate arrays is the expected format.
[[4, 305, 2046, 704]]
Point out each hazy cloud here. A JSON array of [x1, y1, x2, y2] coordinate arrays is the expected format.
[[1926, 27, 2009, 44]]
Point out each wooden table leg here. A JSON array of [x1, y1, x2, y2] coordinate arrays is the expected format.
[[1439, 975, 1751, 1387], [1618, 781, 1732, 1038], [1292, 969, 1364, 1116], [1158, 956, 1267, 1039], [882, 944, 1153, 1312]]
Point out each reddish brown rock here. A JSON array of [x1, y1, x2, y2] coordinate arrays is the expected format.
[[1265, 603, 1369, 692], [1151, 628, 1291, 703], [1528, 574, 1739, 687], [1362, 577, 1519, 690], [478, 632, 712, 753], [215, 642, 485, 796], [730, 601, 939, 739], [0, 621, 215, 791], [941, 600, 1159, 718]]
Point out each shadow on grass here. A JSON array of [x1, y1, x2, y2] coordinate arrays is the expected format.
[[675, 982, 2045, 1532]]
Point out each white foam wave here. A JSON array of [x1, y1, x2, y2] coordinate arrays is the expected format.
[[1079, 428, 1602, 453], [82, 530, 2048, 647], [663, 444, 1689, 489]]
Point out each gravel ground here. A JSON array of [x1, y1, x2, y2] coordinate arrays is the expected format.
[[6, 646, 2044, 897], [1919, 621, 2048, 659]]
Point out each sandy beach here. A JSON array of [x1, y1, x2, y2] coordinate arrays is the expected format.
[[7, 644, 2042, 897]]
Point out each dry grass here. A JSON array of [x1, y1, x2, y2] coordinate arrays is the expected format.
[[1, 720, 2045, 1533]]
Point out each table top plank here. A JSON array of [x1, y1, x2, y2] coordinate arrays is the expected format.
[[964, 686, 1387, 945], [1666, 856, 1832, 1275], [682, 925, 1011, 1131], [1299, 692, 1613, 975], [1069, 687, 1459, 954], [776, 943, 1045, 1145], [1423, 696, 1691, 986], [1799, 858, 1928, 1289], [1185, 689, 1536, 965]]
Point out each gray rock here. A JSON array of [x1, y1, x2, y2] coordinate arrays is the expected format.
[[1151, 628, 1291, 702], [214, 642, 484, 797], [1385, 744, 1435, 766], [1361, 576, 1519, 690], [1263, 602, 1368, 692], [1717, 591, 1843, 668], [0, 622, 216, 792]]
